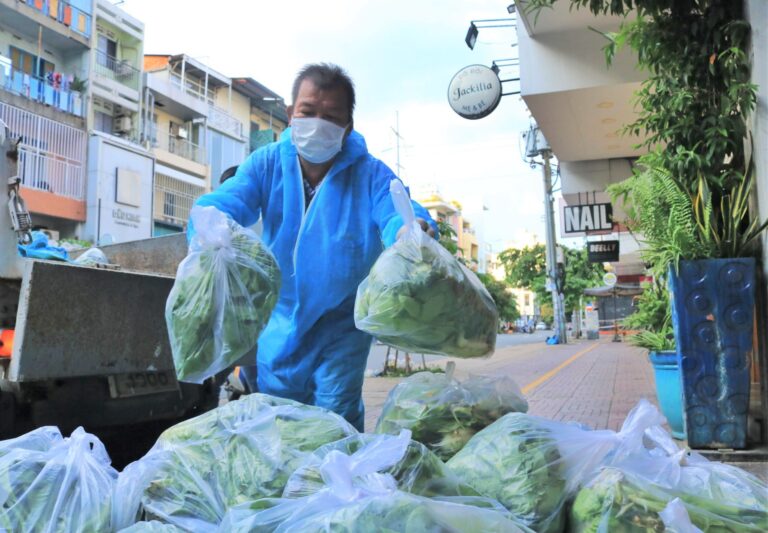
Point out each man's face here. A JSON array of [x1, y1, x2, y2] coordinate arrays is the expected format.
[[289, 79, 352, 131]]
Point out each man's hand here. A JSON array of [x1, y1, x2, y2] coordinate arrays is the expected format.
[[397, 217, 436, 240]]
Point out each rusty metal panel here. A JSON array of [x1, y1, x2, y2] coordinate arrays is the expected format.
[[9, 260, 177, 381]]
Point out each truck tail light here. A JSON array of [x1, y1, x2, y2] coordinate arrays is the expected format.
[[0, 329, 14, 358]]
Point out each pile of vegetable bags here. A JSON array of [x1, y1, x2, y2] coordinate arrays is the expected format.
[[0, 426, 117, 532], [446, 399, 668, 532], [166, 206, 280, 383], [375, 363, 528, 459], [355, 179, 498, 357], [112, 394, 356, 531], [217, 430, 535, 532]]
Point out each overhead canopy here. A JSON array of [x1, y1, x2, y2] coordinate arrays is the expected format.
[[583, 284, 643, 297]]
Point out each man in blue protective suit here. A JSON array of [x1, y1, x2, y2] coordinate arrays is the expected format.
[[193, 63, 436, 430]]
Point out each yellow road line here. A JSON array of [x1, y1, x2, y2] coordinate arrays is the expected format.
[[521, 342, 601, 395]]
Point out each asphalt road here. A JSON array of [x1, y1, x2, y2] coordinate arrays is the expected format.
[[365, 330, 552, 373]]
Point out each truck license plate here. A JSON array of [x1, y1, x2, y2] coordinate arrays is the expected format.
[[108, 371, 179, 398]]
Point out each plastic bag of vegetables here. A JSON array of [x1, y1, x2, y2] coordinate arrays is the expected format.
[[570, 466, 767, 532], [354, 179, 498, 357], [112, 393, 356, 532], [166, 205, 280, 383], [0, 426, 117, 533], [569, 425, 768, 532], [283, 430, 480, 499], [375, 362, 528, 460], [217, 430, 534, 533], [447, 399, 666, 532]]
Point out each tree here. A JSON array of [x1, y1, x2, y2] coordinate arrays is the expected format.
[[436, 220, 459, 256], [476, 273, 520, 322], [499, 244, 603, 314]]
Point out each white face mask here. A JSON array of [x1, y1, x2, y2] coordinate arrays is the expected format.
[[291, 117, 348, 164]]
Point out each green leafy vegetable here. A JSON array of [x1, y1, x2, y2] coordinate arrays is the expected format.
[[375, 368, 528, 460], [113, 394, 356, 531], [166, 207, 280, 383], [355, 229, 498, 357], [570, 466, 768, 533], [0, 427, 116, 533], [447, 413, 566, 533], [284, 433, 481, 499]]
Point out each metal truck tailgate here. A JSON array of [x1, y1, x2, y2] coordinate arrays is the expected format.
[[9, 259, 177, 381]]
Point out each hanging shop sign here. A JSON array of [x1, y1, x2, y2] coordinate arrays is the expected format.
[[562, 202, 614, 235], [588, 240, 620, 263], [447, 65, 502, 120]]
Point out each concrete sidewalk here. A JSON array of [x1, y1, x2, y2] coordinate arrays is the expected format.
[[362, 337, 768, 481]]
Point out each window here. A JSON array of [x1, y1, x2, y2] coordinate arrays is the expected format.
[[9, 46, 54, 77], [94, 111, 113, 134], [97, 34, 117, 67], [524, 294, 530, 307]]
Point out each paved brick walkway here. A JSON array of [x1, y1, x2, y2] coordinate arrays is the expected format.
[[363, 337, 659, 432]]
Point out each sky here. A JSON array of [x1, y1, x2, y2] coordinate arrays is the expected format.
[[119, 0, 552, 254]]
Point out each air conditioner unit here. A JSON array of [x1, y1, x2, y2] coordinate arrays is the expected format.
[[114, 116, 132, 134], [170, 123, 188, 139]]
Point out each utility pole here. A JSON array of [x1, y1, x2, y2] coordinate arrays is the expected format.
[[391, 111, 403, 178], [526, 124, 567, 344]]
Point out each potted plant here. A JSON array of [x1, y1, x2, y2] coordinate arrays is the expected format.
[[622, 281, 684, 438], [612, 163, 767, 449]]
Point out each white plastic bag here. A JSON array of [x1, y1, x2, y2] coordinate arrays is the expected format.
[[447, 399, 666, 532], [112, 393, 356, 532], [660, 498, 704, 533], [582, 422, 768, 532], [375, 362, 528, 460], [283, 429, 480, 500], [73, 247, 109, 266], [217, 430, 534, 532], [165, 206, 280, 383], [354, 179, 498, 357], [0, 426, 117, 533]]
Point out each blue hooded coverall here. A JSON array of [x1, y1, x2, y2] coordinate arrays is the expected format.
[[193, 128, 437, 430]]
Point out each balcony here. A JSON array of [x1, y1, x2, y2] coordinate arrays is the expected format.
[[170, 71, 214, 105], [0, 60, 85, 118], [20, 0, 92, 38], [153, 131, 206, 166], [0, 0, 91, 50], [208, 105, 243, 138], [94, 49, 140, 92], [0, 100, 87, 220]]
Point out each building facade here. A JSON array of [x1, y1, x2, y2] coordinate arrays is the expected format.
[[0, 0, 92, 240]]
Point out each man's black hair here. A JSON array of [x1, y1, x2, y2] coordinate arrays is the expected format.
[[219, 165, 239, 184], [291, 63, 356, 119]]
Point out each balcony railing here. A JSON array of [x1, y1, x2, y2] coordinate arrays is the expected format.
[[0, 60, 85, 118], [94, 49, 140, 91], [208, 105, 243, 138], [0, 101, 87, 200], [24, 0, 92, 38], [169, 71, 214, 105], [153, 132, 206, 165]]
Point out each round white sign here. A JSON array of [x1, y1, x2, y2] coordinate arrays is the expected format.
[[603, 272, 618, 287], [447, 65, 502, 120]]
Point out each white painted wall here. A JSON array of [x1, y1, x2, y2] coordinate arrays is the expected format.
[[83, 133, 154, 244], [518, 25, 644, 98]]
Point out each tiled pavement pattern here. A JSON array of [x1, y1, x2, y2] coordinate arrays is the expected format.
[[363, 338, 658, 432]]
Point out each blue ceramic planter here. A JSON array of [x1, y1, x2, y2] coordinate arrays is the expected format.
[[648, 350, 685, 439], [668, 259, 755, 449]]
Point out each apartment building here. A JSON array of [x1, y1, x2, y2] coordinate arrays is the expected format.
[[81, 0, 152, 244], [0, 0, 93, 239], [232, 76, 288, 156], [143, 53, 250, 234]]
